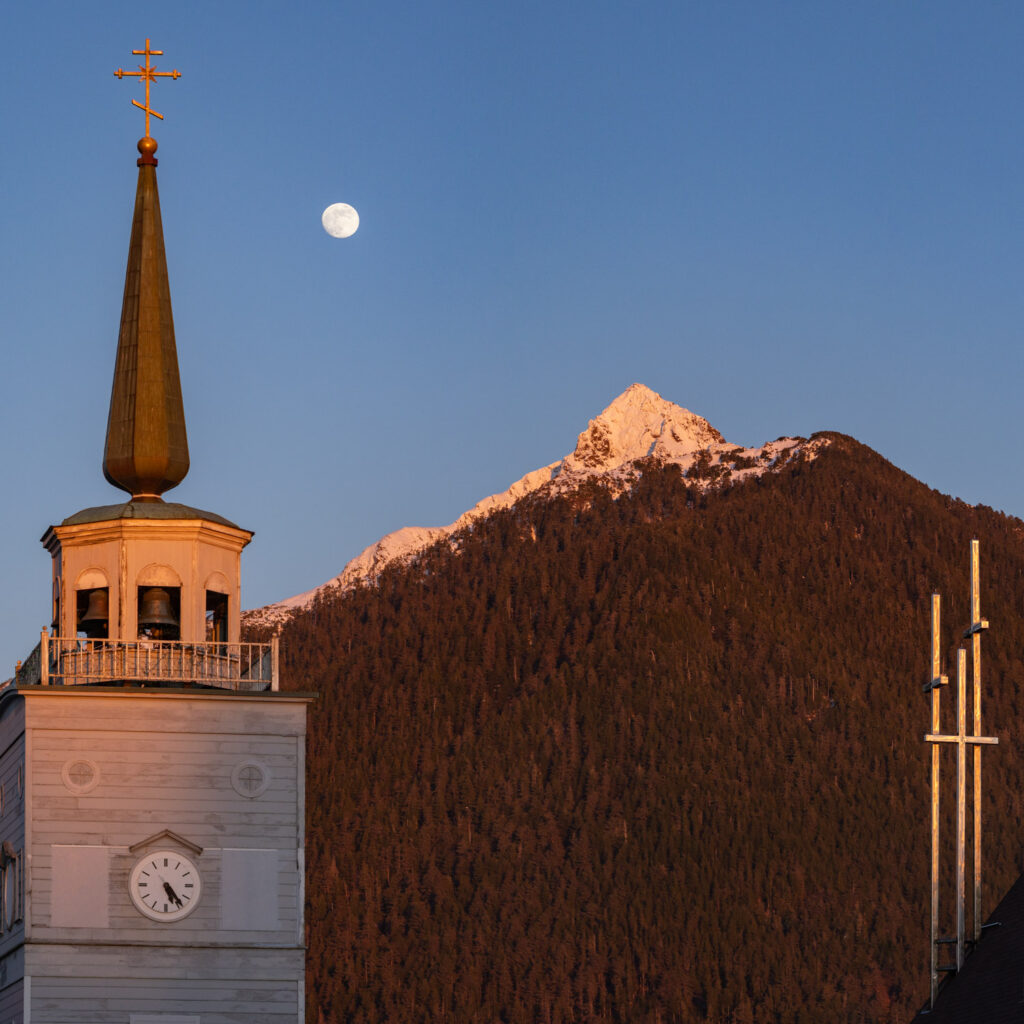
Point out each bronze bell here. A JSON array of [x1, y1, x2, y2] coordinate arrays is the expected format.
[[79, 588, 109, 638], [138, 587, 179, 630]]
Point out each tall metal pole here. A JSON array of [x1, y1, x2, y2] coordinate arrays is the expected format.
[[967, 540, 987, 943], [929, 593, 942, 1007], [956, 648, 967, 971]]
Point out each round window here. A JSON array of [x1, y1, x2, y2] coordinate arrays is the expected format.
[[231, 760, 271, 799], [61, 759, 100, 795]]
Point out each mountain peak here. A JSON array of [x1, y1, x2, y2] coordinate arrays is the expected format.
[[565, 384, 725, 473], [246, 384, 818, 625]]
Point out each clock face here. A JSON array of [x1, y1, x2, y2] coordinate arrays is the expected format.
[[128, 850, 202, 923]]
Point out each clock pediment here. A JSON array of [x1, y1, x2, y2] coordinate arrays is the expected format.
[[128, 829, 203, 857]]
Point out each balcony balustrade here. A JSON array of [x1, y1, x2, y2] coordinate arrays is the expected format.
[[14, 633, 278, 692]]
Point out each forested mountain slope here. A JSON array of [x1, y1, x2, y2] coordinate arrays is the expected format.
[[272, 434, 1024, 1023]]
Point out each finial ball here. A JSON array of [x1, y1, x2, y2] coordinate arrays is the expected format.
[[137, 136, 158, 157]]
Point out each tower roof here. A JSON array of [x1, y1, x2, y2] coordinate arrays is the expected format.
[[56, 501, 242, 530], [102, 135, 189, 500]]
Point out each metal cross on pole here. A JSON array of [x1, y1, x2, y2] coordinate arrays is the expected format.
[[923, 540, 998, 1009], [964, 540, 989, 945], [114, 38, 181, 138], [923, 592, 948, 1007]]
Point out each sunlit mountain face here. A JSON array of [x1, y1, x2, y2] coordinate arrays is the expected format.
[[246, 384, 827, 628]]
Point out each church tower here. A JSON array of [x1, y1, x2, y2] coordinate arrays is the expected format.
[[1, 41, 310, 1023]]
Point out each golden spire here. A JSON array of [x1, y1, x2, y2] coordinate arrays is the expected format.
[[114, 38, 181, 141], [103, 41, 189, 502]]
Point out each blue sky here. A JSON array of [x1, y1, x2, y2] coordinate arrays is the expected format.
[[2, 2, 1023, 663]]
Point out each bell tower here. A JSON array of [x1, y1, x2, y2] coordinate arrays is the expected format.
[[43, 41, 249, 658], [1, 41, 310, 1023]]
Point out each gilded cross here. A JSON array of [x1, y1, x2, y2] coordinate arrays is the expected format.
[[114, 39, 181, 137]]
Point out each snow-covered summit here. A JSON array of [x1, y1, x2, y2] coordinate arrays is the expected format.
[[564, 383, 724, 473], [246, 384, 824, 625]]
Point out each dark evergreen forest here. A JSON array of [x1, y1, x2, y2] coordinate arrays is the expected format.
[[266, 434, 1024, 1023]]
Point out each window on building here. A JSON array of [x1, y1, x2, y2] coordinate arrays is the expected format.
[[206, 590, 228, 644], [76, 587, 109, 639], [137, 586, 181, 641]]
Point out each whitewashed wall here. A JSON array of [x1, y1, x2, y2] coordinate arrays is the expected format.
[[11, 688, 309, 1023], [0, 975, 23, 1024], [0, 693, 27, 1023], [28, 945, 302, 1023]]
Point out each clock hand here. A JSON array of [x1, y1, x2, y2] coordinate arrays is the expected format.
[[162, 880, 184, 908]]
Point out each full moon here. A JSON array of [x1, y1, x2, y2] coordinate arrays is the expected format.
[[322, 203, 359, 239]]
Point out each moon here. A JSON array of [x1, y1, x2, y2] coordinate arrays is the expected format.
[[322, 203, 359, 239]]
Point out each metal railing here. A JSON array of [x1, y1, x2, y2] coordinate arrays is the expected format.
[[17, 632, 278, 692], [14, 642, 41, 690]]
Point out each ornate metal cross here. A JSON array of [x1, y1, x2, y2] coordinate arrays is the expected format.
[[114, 39, 181, 137]]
